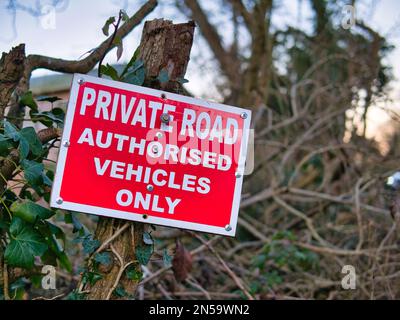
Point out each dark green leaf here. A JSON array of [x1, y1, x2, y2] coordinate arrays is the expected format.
[[11, 200, 55, 223], [123, 67, 145, 86], [18, 137, 29, 159], [36, 96, 62, 103], [178, 77, 189, 84], [4, 121, 20, 141], [20, 127, 43, 156], [135, 244, 153, 265], [0, 135, 12, 156], [100, 64, 119, 80], [157, 69, 169, 83], [163, 248, 172, 267], [114, 285, 128, 297], [19, 91, 38, 111], [82, 236, 100, 254], [94, 252, 112, 266], [5, 217, 48, 268], [126, 265, 143, 281], [21, 160, 44, 186], [65, 213, 85, 234], [30, 110, 64, 127]]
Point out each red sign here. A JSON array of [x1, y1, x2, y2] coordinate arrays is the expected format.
[[51, 74, 251, 236]]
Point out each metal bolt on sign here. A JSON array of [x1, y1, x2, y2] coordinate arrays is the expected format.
[[77, 78, 85, 85], [156, 132, 163, 139], [160, 113, 171, 124], [147, 184, 154, 192], [240, 112, 248, 119], [235, 172, 241, 178], [152, 145, 159, 154], [56, 198, 63, 205], [225, 225, 232, 231], [62, 140, 70, 147]]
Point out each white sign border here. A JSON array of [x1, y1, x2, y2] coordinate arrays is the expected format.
[[50, 73, 252, 237]]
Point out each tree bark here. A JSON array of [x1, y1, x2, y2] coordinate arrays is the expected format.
[[0, 44, 25, 121], [81, 19, 195, 300]]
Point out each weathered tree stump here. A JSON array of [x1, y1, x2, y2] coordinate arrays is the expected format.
[[81, 19, 195, 300]]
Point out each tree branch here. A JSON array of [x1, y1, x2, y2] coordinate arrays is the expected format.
[[26, 0, 157, 74], [228, 0, 252, 31], [183, 0, 240, 86], [0, 44, 25, 120]]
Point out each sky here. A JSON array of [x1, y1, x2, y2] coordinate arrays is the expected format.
[[0, 0, 399, 139]]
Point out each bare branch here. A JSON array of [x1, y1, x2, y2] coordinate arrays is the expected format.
[[26, 0, 158, 74]]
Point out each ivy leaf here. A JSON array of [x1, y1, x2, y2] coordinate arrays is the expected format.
[[11, 200, 55, 223], [178, 77, 189, 84], [143, 232, 153, 245], [38, 222, 72, 272], [30, 109, 65, 127], [102, 16, 115, 36], [65, 212, 87, 236], [0, 133, 9, 142], [42, 172, 53, 187], [157, 69, 169, 84], [0, 138, 12, 157], [82, 236, 100, 254], [20, 127, 43, 156], [94, 252, 112, 266], [120, 10, 129, 22], [36, 96, 62, 103], [19, 91, 38, 111], [114, 285, 128, 297], [123, 67, 145, 86], [4, 121, 20, 142], [18, 137, 29, 159], [21, 160, 44, 186], [135, 244, 153, 265], [163, 248, 172, 267], [125, 265, 143, 281], [5, 217, 48, 269], [100, 64, 119, 80]]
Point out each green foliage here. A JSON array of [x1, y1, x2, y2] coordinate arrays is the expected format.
[[102, 16, 115, 36], [126, 265, 143, 281], [114, 285, 128, 298], [82, 235, 101, 254], [66, 290, 87, 300], [135, 244, 153, 265], [11, 200, 54, 223], [157, 68, 169, 83], [254, 231, 318, 270], [94, 252, 112, 266], [98, 46, 146, 86], [5, 217, 48, 268], [1, 93, 79, 287], [162, 248, 172, 267], [100, 64, 119, 80], [19, 91, 38, 111], [30, 108, 65, 128], [81, 270, 102, 286], [251, 231, 319, 292]]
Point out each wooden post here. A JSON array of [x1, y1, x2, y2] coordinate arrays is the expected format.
[[81, 19, 195, 300]]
